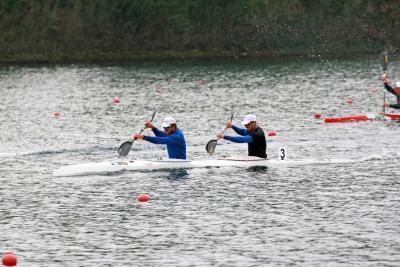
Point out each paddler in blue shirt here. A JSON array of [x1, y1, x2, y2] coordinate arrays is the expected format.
[[133, 116, 187, 159], [382, 74, 400, 109], [217, 114, 267, 158]]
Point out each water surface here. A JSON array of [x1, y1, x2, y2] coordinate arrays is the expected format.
[[1, 57, 399, 266]]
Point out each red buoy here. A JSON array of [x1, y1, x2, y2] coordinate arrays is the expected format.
[[314, 112, 321, 119], [138, 194, 150, 202], [52, 111, 60, 118], [2, 252, 17, 266], [268, 131, 277, 137], [346, 98, 353, 105], [114, 98, 120, 104]]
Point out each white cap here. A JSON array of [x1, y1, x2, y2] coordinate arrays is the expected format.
[[396, 81, 400, 88], [161, 116, 176, 127], [241, 114, 256, 125]]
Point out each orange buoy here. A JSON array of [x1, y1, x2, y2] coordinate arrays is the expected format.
[[138, 194, 150, 202], [314, 112, 321, 119], [2, 252, 17, 266], [268, 131, 277, 137]]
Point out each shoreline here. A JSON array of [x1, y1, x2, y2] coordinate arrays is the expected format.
[[0, 48, 381, 64]]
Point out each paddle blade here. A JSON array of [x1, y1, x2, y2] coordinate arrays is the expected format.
[[380, 51, 388, 72], [206, 139, 217, 154], [118, 141, 133, 156]]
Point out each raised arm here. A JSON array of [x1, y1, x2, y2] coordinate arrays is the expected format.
[[144, 133, 181, 145], [152, 127, 167, 137], [224, 135, 253, 143], [232, 125, 248, 136], [382, 75, 398, 96]]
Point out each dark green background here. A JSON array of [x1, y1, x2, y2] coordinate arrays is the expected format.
[[1, 0, 398, 62]]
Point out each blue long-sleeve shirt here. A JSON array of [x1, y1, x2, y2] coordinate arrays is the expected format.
[[224, 125, 253, 143], [143, 128, 187, 159]]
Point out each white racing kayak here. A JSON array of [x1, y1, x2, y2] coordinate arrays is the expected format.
[[53, 156, 282, 177]]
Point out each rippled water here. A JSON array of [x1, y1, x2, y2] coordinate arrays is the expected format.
[[1, 58, 399, 266]]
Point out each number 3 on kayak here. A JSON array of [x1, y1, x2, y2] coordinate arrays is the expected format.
[[279, 147, 287, 160]]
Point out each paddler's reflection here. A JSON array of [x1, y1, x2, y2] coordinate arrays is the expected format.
[[247, 166, 268, 173], [165, 169, 189, 180]]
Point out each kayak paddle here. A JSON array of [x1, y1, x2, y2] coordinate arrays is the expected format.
[[379, 51, 389, 114], [118, 107, 159, 157], [206, 109, 235, 154]]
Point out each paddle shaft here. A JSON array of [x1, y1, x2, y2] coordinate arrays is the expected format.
[[383, 89, 386, 114], [219, 110, 235, 138], [118, 107, 158, 156], [380, 51, 388, 114], [133, 107, 158, 140], [206, 110, 235, 154]]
